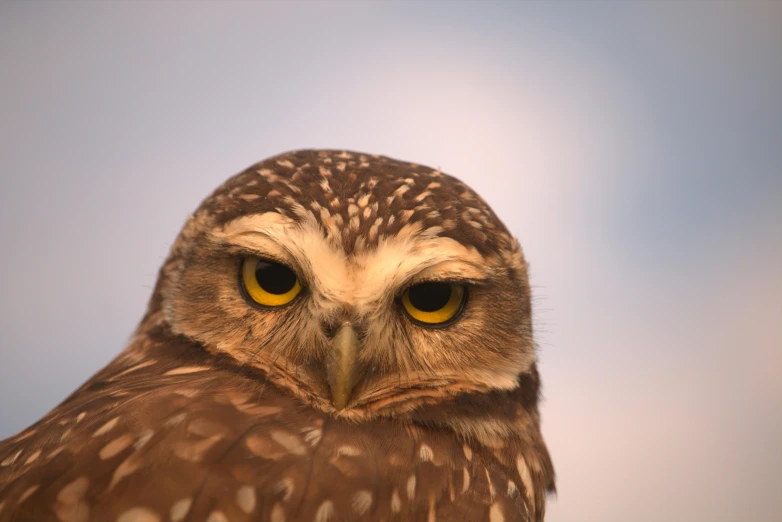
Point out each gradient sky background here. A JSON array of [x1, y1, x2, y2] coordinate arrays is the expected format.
[[1, 1, 780, 521]]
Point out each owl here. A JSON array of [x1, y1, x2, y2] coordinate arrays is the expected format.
[[0, 150, 555, 522]]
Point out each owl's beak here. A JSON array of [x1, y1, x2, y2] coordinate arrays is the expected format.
[[326, 322, 358, 410], [326, 322, 359, 410]]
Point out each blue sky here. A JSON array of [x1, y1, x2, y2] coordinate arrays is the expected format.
[[1, 2, 780, 521]]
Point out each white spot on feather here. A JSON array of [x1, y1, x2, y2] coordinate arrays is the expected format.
[[314, 500, 335, 522], [393, 184, 410, 197], [463, 445, 473, 461], [427, 493, 437, 522], [336, 445, 362, 457], [517, 455, 535, 512], [352, 490, 373, 515], [55, 477, 90, 522], [391, 489, 401, 513], [169, 498, 192, 521], [24, 450, 41, 465], [100, 434, 134, 460], [46, 446, 65, 460], [109, 454, 143, 490], [164, 366, 209, 376], [414, 191, 432, 202], [301, 427, 322, 447], [270, 430, 306, 455], [489, 503, 504, 522], [134, 429, 154, 450], [271, 503, 286, 522], [236, 485, 256, 514], [462, 467, 470, 493], [419, 443, 434, 462], [117, 507, 160, 522], [111, 360, 156, 379], [17, 484, 39, 503], [92, 417, 119, 437], [274, 477, 294, 501], [485, 466, 496, 500], [164, 413, 187, 427], [205, 511, 228, 522], [406, 474, 416, 499], [276, 159, 295, 169]]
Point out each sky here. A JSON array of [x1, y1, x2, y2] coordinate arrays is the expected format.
[[0, 1, 780, 521]]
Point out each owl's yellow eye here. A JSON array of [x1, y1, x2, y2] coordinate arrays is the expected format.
[[400, 282, 466, 326], [241, 257, 302, 308]]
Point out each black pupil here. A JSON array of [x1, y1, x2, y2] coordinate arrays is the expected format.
[[408, 282, 452, 312], [254, 261, 297, 295]]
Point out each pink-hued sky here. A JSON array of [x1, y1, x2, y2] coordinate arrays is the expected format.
[[1, 2, 780, 521]]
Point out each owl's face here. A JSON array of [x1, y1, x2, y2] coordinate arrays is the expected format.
[[150, 150, 534, 419]]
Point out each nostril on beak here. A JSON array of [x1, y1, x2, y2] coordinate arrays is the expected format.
[[322, 311, 362, 340]]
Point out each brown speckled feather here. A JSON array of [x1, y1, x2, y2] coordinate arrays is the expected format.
[[0, 329, 540, 522], [0, 150, 554, 522]]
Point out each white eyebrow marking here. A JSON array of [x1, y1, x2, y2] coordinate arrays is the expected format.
[[211, 212, 489, 313]]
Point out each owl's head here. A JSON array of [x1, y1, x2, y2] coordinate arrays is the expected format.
[[142, 150, 536, 421]]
